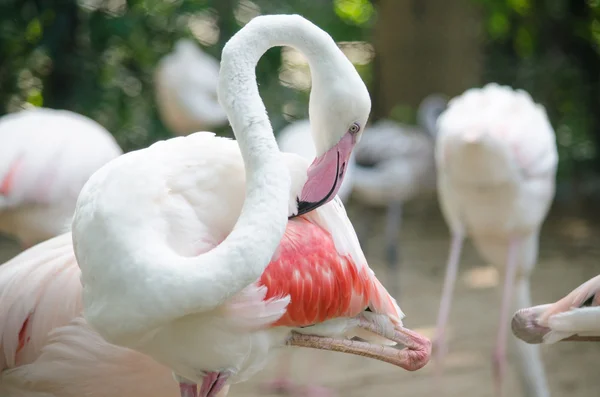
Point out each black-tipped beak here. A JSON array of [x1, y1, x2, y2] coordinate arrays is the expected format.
[[289, 199, 322, 219]]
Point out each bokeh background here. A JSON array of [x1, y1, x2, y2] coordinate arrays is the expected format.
[[2, 0, 600, 396]]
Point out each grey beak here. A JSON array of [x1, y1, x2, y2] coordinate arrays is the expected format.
[[511, 305, 552, 344]]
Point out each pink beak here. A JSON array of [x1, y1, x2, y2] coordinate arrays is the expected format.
[[291, 131, 355, 217]]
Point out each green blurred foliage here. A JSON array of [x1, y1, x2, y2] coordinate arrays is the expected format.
[[7, 0, 600, 185], [473, 0, 600, 180], [0, 0, 372, 152]]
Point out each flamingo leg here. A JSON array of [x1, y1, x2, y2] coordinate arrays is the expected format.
[[492, 237, 520, 397], [433, 231, 465, 378], [174, 373, 198, 397], [510, 273, 550, 397], [384, 200, 402, 297]]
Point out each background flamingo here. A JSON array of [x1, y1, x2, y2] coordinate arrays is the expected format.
[[0, 107, 122, 248], [154, 38, 229, 136], [352, 94, 447, 297], [432, 83, 557, 397], [512, 274, 600, 344]]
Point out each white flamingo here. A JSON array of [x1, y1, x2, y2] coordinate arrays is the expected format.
[[512, 274, 600, 344], [154, 38, 228, 135], [0, 108, 122, 248], [71, 14, 430, 397], [433, 83, 557, 397], [352, 94, 447, 297]]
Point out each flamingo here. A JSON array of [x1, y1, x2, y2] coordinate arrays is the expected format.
[[154, 38, 229, 135], [71, 14, 430, 397], [0, 108, 122, 248], [277, 119, 356, 203], [433, 83, 557, 397], [512, 274, 600, 344], [352, 94, 448, 297]]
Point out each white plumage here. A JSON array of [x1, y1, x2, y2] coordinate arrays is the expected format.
[[0, 108, 122, 247], [433, 83, 557, 397], [154, 39, 228, 135]]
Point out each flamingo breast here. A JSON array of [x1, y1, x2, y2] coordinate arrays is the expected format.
[[260, 217, 385, 328]]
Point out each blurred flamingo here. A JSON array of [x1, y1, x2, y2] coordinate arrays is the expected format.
[[154, 38, 229, 136], [71, 14, 429, 397], [512, 274, 600, 344], [433, 83, 556, 397], [352, 94, 447, 297], [0, 108, 122, 248]]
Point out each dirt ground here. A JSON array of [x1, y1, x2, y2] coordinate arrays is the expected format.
[[0, 199, 599, 397]]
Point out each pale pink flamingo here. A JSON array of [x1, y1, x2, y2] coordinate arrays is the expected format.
[[433, 83, 557, 397], [70, 14, 430, 397], [512, 274, 600, 344], [0, 108, 122, 248], [154, 38, 228, 135]]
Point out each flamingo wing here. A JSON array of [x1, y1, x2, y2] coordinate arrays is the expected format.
[[260, 197, 404, 328], [0, 233, 82, 370]]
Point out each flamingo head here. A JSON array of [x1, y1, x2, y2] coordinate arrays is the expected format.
[[291, 65, 371, 217], [512, 274, 600, 344]]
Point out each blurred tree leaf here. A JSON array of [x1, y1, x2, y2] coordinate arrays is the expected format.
[[473, 0, 600, 181]]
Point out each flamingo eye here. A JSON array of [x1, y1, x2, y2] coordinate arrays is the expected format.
[[349, 122, 360, 134]]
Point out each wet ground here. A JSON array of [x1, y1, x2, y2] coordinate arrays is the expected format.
[[1, 199, 599, 396]]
